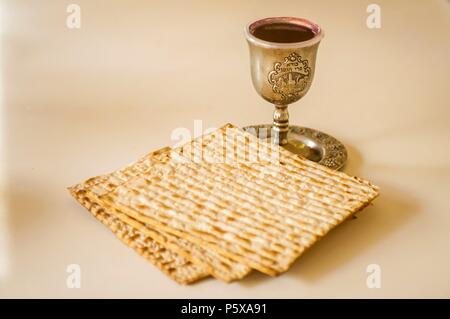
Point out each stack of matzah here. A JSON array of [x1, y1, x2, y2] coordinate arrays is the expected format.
[[69, 123, 379, 284]]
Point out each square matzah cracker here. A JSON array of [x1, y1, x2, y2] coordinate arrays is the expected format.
[[95, 124, 379, 276]]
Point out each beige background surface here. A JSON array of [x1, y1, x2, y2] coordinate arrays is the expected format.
[[1, 0, 449, 298]]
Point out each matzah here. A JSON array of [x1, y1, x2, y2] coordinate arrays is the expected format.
[[93, 124, 379, 276]]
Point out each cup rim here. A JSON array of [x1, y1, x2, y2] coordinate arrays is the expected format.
[[245, 17, 324, 49]]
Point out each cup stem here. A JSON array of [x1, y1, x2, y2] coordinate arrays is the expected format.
[[273, 104, 289, 145]]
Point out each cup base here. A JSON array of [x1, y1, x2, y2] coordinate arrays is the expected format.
[[242, 124, 347, 170]]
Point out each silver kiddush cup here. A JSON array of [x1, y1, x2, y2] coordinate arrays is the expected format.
[[244, 17, 347, 170]]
